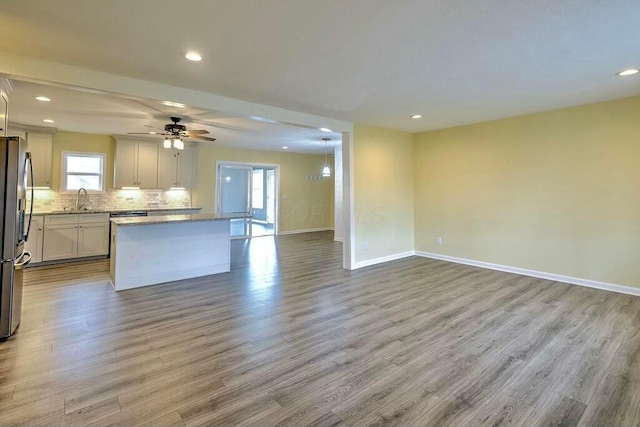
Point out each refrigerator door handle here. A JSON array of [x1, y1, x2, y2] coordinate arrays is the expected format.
[[24, 152, 34, 242], [14, 251, 31, 270], [1, 251, 24, 263]]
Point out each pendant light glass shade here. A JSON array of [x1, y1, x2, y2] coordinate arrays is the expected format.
[[321, 137, 331, 178], [163, 138, 172, 148], [173, 139, 184, 150]]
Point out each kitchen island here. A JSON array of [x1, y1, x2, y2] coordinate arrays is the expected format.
[[109, 214, 231, 291]]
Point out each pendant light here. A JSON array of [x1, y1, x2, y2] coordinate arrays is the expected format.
[[163, 138, 172, 148], [173, 138, 184, 150], [321, 138, 331, 178]]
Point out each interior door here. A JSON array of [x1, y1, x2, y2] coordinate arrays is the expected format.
[[218, 164, 252, 238], [266, 169, 276, 224], [251, 168, 266, 221]]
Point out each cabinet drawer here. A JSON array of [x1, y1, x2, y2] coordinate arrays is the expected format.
[[80, 213, 110, 224], [45, 214, 79, 225]]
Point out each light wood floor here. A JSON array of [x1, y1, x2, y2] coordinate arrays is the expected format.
[[1, 231, 639, 426]]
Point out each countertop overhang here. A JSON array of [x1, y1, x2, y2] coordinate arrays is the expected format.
[[32, 207, 202, 216], [110, 213, 229, 226]]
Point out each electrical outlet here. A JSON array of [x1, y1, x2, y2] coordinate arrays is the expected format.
[[364, 241, 369, 250], [436, 237, 443, 245]]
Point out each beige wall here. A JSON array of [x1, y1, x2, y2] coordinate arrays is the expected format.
[[193, 145, 334, 233], [52, 130, 115, 190], [353, 124, 414, 263], [414, 96, 640, 288]]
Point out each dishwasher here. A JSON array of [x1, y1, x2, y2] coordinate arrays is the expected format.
[[108, 211, 148, 256]]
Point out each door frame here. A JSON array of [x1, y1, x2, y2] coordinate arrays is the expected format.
[[215, 160, 280, 238]]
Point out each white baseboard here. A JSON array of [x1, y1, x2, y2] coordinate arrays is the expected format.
[[415, 251, 640, 297], [352, 251, 415, 270], [279, 227, 332, 235]]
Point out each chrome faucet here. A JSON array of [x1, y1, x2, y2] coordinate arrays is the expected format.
[[76, 188, 88, 211]]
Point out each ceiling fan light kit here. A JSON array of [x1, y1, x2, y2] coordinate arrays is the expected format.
[[128, 116, 216, 149]]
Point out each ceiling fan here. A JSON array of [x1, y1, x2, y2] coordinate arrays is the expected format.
[[128, 116, 216, 149]]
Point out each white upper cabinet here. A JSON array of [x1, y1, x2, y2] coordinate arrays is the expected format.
[[137, 142, 159, 188], [0, 81, 8, 137], [178, 148, 195, 189], [157, 148, 179, 189], [26, 132, 53, 188], [158, 147, 196, 189], [6, 128, 26, 140], [114, 139, 158, 188], [114, 139, 137, 187]]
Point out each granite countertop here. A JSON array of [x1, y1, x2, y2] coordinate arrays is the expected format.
[[32, 207, 202, 216], [111, 213, 228, 226]]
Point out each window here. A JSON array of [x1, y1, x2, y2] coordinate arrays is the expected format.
[[62, 152, 105, 191]]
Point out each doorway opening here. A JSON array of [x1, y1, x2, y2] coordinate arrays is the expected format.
[[250, 167, 276, 237], [216, 162, 279, 239]]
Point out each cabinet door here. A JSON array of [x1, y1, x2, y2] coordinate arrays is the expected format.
[[25, 216, 44, 263], [43, 224, 78, 261], [177, 148, 195, 188], [7, 128, 26, 140], [115, 140, 137, 187], [158, 148, 178, 189], [78, 223, 109, 257], [0, 91, 7, 137], [27, 132, 53, 187], [136, 142, 158, 188]]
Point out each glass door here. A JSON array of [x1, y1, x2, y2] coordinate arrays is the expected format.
[[218, 164, 252, 238]]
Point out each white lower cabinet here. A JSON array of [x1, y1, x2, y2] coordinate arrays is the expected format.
[[43, 223, 78, 261], [42, 214, 110, 262], [25, 215, 44, 263], [78, 222, 109, 257]]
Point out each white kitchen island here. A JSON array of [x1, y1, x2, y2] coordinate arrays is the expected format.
[[109, 214, 231, 291]]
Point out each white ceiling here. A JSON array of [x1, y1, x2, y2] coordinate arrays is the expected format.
[[8, 80, 342, 154], [1, 0, 640, 132]]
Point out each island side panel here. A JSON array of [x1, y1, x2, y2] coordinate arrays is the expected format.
[[109, 225, 116, 288], [112, 219, 230, 291]]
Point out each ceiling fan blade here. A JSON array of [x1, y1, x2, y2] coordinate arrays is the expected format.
[[144, 124, 166, 131], [193, 136, 217, 142], [127, 132, 161, 135], [185, 129, 209, 135]]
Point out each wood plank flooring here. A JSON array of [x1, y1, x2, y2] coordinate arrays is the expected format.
[[1, 231, 639, 426]]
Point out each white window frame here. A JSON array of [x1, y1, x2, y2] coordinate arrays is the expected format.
[[61, 151, 106, 192]]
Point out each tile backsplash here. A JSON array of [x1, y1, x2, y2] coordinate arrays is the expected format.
[[30, 188, 192, 212]]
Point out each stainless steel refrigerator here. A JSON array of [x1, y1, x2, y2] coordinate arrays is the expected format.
[[0, 136, 34, 340]]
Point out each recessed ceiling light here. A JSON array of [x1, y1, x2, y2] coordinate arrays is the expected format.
[[616, 68, 639, 76], [42, 119, 55, 123], [282, 146, 289, 150], [35, 96, 51, 102], [250, 116, 278, 124], [163, 101, 186, 108], [411, 114, 423, 119], [185, 52, 202, 62], [320, 127, 332, 133]]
